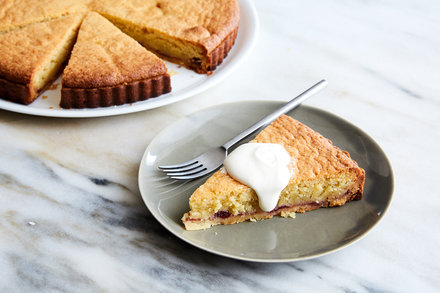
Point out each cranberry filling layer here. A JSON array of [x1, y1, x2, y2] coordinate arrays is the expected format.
[[214, 211, 232, 219], [203, 201, 322, 222], [189, 190, 359, 223]]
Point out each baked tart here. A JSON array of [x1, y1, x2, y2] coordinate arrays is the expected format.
[[0, 14, 83, 105], [0, 0, 88, 32], [61, 12, 171, 108], [182, 115, 365, 230], [0, 0, 239, 106], [90, 0, 240, 74]]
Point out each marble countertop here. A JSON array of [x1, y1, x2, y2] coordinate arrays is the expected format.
[[1, 0, 439, 292]]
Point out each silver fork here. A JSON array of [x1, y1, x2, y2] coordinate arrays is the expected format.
[[158, 79, 328, 180]]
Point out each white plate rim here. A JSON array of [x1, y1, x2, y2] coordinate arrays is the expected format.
[[138, 101, 395, 263], [0, 0, 259, 118]]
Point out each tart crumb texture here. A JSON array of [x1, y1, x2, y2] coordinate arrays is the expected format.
[[60, 12, 171, 108], [90, 0, 240, 73], [0, 14, 84, 104], [0, 0, 89, 32], [182, 115, 365, 230]]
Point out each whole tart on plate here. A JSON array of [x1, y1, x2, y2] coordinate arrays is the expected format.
[[0, 0, 239, 107], [90, 0, 240, 74], [60, 12, 171, 109], [182, 115, 366, 230], [0, 14, 84, 105]]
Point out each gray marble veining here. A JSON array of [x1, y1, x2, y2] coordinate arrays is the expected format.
[[1, 0, 440, 292]]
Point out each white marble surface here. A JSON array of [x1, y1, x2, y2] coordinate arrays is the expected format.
[[1, 0, 439, 292]]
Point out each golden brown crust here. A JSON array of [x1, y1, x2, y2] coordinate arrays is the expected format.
[[149, 27, 238, 74], [254, 115, 363, 182], [0, 0, 89, 32], [183, 190, 361, 230], [0, 14, 82, 84], [90, 0, 239, 49], [183, 115, 366, 230], [0, 72, 64, 105], [90, 0, 240, 73], [62, 12, 168, 89], [0, 14, 83, 104], [190, 115, 364, 202], [203, 27, 238, 73], [0, 77, 33, 105], [196, 0, 240, 54], [61, 75, 171, 108], [60, 12, 171, 108]]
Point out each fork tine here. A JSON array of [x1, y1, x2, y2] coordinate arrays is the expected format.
[[165, 165, 207, 177], [169, 168, 214, 180], [161, 163, 203, 173], [158, 159, 198, 170]]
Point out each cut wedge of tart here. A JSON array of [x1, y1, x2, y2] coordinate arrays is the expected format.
[[61, 12, 171, 109], [90, 0, 240, 74], [0, 14, 84, 105], [182, 115, 365, 230], [0, 0, 89, 32]]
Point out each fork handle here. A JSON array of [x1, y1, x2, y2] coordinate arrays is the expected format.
[[221, 79, 328, 150]]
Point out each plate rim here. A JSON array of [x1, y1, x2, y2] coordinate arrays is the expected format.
[[138, 100, 395, 262], [0, 0, 259, 118]]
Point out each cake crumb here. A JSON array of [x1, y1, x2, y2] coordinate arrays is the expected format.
[[280, 211, 296, 218], [168, 69, 178, 76], [48, 83, 58, 90], [42, 95, 48, 99]]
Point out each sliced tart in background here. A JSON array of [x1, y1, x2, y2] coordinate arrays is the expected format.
[[90, 0, 240, 74], [61, 12, 171, 109], [0, 14, 84, 105], [0, 0, 88, 32]]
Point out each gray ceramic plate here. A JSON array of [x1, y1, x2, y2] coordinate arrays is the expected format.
[[138, 101, 394, 262]]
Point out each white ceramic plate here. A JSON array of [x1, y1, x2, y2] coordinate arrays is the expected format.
[[138, 101, 394, 262], [0, 0, 258, 118]]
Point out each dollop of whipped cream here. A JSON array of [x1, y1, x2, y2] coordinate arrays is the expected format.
[[223, 143, 291, 212]]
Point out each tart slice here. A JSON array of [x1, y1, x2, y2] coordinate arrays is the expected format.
[[182, 115, 365, 230], [61, 12, 171, 108], [0, 14, 84, 105], [0, 0, 88, 32], [90, 0, 240, 74]]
